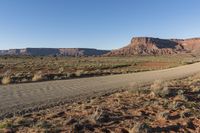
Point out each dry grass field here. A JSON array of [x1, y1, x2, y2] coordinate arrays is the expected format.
[[1, 73, 200, 132], [0, 54, 199, 85]]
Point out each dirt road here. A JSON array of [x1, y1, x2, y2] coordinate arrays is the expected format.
[[0, 62, 200, 119]]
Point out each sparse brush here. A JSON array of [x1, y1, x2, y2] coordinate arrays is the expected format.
[[156, 111, 169, 121], [15, 117, 34, 127], [174, 94, 188, 102], [150, 80, 163, 92], [131, 122, 151, 133], [168, 101, 186, 110], [180, 109, 192, 118], [66, 72, 72, 78], [128, 86, 150, 95], [1, 76, 11, 85], [160, 86, 170, 97], [150, 80, 169, 97], [32, 71, 43, 82], [35, 120, 52, 128], [75, 70, 84, 77], [191, 86, 200, 92], [0, 120, 12, 129], [58, 67, 64, 74], [1, 70, 12, 85]]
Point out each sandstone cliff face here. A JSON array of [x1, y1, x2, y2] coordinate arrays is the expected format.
[[0, 48, 110, 56], [106, 37, 200, 56], [178, 38, 200, 52], [59, 48, 110, 56]]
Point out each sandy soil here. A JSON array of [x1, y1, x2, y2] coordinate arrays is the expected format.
[[0, 62, 200, 119]]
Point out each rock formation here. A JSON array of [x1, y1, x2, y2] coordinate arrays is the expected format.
[[106, 37, 200, 56]]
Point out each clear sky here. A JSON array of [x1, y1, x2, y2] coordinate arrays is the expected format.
[[0, 0, 200, 50]]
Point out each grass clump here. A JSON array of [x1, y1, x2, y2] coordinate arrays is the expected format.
[[150, 80, 170, 97], [1, 76, 11, 85], [0, 120, 12, 129], [32, 71, 43, 82], [75, 70, 84, 77], [35, 120, 52, 128], [15, 117, 34, 127], [131, 122, 151, 133]]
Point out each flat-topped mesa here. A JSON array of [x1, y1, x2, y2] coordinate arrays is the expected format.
[[106, 37, 185, 56], [130, 37, 180, 49], [131, 37, 159, 44], [59, 48, 110, 56], [0, 48, 110, 56]]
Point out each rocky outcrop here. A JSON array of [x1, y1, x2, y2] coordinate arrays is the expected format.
[[59, 48, 110, 56], [178, 38, 200, 52], [106, 37, 200, 56], [0, 48, 110, 56]]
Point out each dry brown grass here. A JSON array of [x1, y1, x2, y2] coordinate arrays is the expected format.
[[75, 70, 84, 77], [150, 80, 169, 97], [1, 76, 11, 85], [32, 71, 43, 82]]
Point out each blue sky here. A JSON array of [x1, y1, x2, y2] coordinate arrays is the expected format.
[[0, 0, 200, 50]]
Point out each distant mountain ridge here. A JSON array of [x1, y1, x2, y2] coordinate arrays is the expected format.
[[106, 37, 200, 56], [1, 37, 200, 56], [0, 48, 110, 56]]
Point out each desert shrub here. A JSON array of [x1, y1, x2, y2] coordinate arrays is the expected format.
[[174, 93, 188, 102], [0, 121, 12, 129], [58, 67, 64, 74], [32, 71, 43, 82], [35, 120, 52, 128], [128, 86, 150, 95], [1, 76, 11, 85], [190, 85, 199, 92], [93, 69, 101, 75], [15, 117, 34, 127], [150, 80, 169, 97], [75, 70, 84, 77], [0, 64, 4, 69], [83, 71, 90, 75], [168, 101, 186, 110], [150, 80, 163, 91], [156, 111, 169, 121], [159, 86, 170, 97], [132, 122, 151, 133], [66, 73, 72, 78]]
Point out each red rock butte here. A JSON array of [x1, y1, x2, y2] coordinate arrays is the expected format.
[[106, 37, 200, 56]]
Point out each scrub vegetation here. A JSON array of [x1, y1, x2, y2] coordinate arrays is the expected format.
[[0, 54, 199, 85]]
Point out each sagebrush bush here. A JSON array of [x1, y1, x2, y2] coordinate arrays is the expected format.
[[1, 76, 11, 85], [150, 80, 169, 97], [131, 122, 150, 133], [32, 71, 43, 81], [75, 70, 84, 77], [58, 67, 64, 74]]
